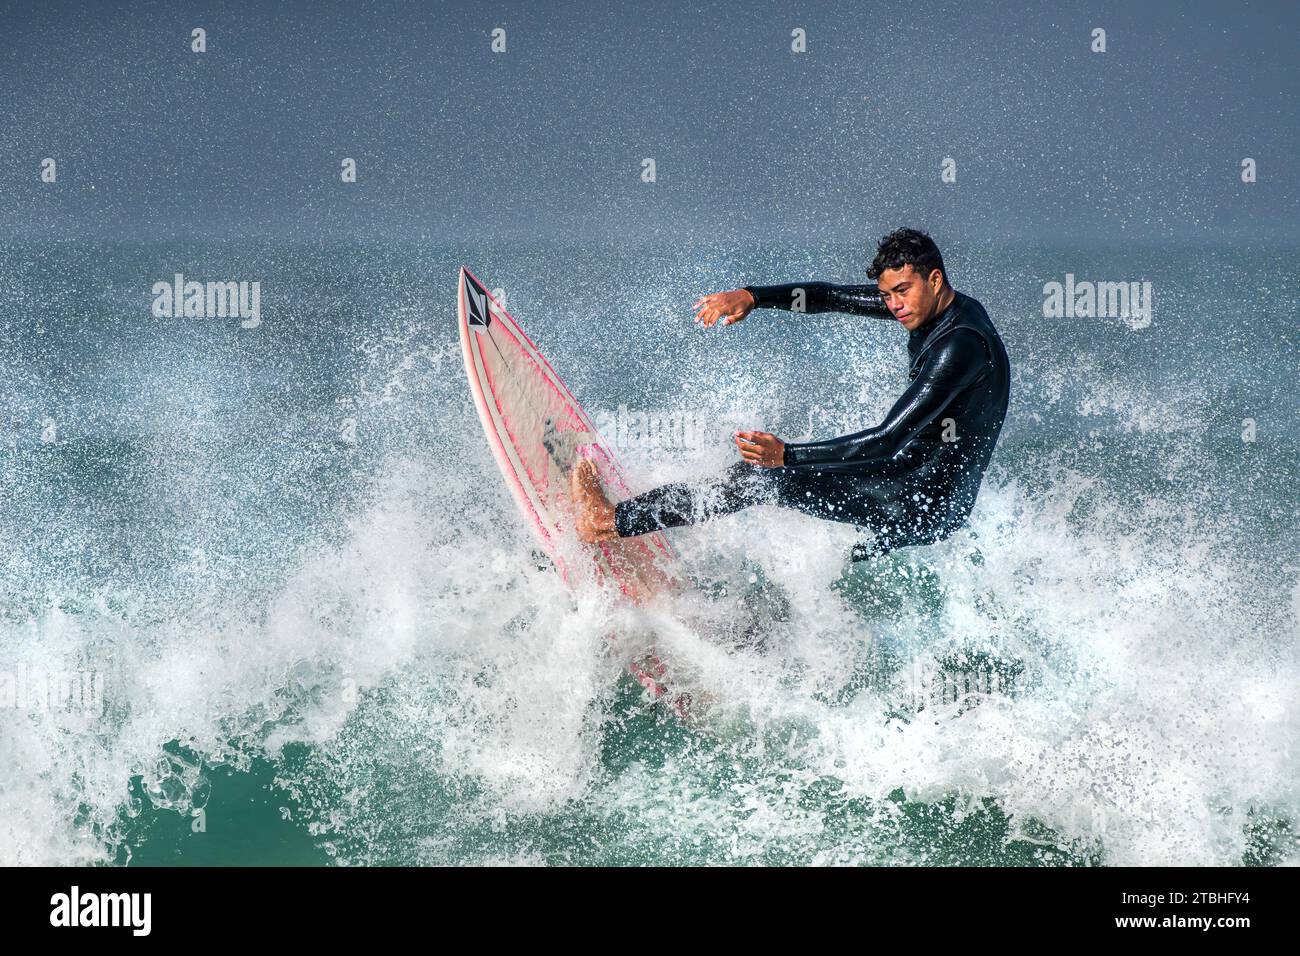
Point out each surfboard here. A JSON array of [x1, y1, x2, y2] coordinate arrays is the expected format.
[[456, 267, 684, 702]]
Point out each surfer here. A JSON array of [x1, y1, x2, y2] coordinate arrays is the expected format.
[[571, 228, 1011, 559]]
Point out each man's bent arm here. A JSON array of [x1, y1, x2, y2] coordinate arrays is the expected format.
[[743, 281, 892, 318], [782, 328, 987, 472]]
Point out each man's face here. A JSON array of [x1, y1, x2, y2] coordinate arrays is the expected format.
[[877, 264, 945, 332]]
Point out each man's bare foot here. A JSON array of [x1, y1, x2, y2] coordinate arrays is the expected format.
[[570, 458, 619, 543]]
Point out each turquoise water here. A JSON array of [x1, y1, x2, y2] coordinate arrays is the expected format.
[[2, 238, 1297, 866]]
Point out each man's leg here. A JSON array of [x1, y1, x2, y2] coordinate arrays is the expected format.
[[575, 458, 903, 542], [572, 459, 959, 562], [572, 460, 786, 542], [613, 461, 784, 537]]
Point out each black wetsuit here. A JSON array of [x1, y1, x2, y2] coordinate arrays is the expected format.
[[613, 282, 1011, 558]]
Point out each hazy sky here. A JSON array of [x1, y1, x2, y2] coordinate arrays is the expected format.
[[1, 0, 1295, 243]]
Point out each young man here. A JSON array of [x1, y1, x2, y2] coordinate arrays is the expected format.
[[571, 228, 1011, 560]]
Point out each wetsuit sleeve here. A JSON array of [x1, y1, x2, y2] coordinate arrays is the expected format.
[[782, 328, 988, 472], [743, 281, 892, 318]]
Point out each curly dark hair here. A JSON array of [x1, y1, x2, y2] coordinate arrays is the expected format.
[[867, 228, 947, 283]]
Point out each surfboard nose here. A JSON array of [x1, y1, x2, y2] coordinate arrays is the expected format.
[[460, 269, 492, 329]]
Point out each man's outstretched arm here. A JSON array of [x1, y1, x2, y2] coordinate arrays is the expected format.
[[743, 281, 892, 318], [694, 282, 892, 327]]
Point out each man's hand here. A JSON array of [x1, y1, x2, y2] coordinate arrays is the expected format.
[[734, 431, 785, 468], [693, 289, 756, 327]]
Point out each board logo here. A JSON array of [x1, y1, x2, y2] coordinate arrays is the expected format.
[[463, 272, 492, 330]]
